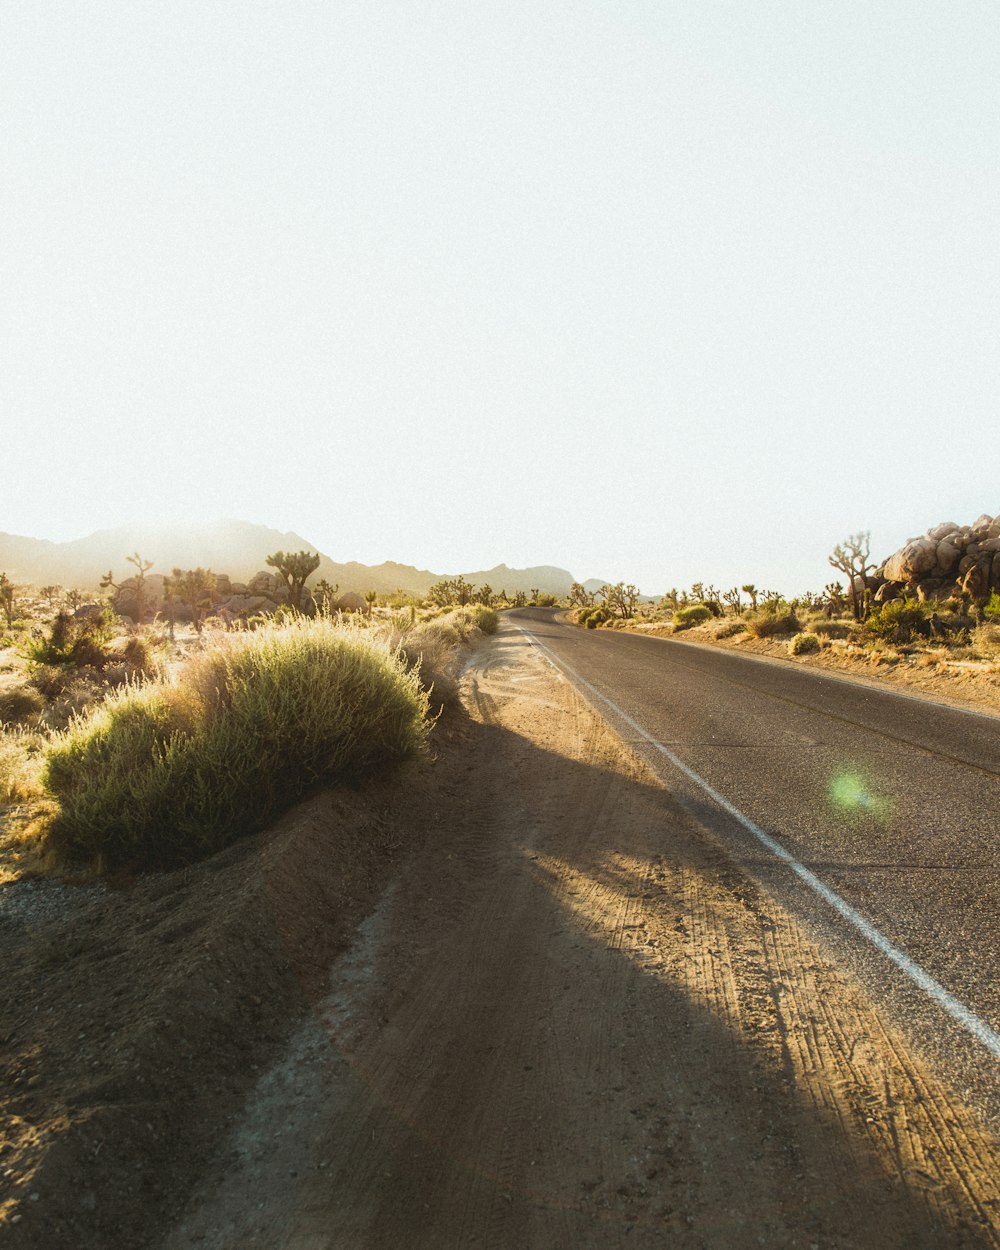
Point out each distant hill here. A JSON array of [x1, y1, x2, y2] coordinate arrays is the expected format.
[[0, 520, 608, 599]]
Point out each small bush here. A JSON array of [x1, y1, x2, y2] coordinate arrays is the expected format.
[[745, 609, 800, 639], [789, 632, 821, 656], [973, 622, 1000, 651], [472, 605, 499, 635], [41, 619, 431, 871], [580, 606, 612, 629], [812, 619, 851, 639], [0, 684, 44, 726], [0, 728, 45, 804], [984, 591, 1000, 622], [673, 604, 713, 631], [24, 611, 115, 670], [712, 619, 746, 640], [865, 600, 929, 644]]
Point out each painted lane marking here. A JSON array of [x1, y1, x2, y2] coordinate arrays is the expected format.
[[516, 626, 1000, 1061]]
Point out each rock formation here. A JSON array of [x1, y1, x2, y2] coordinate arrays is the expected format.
[[873, 512, 1000, 604]]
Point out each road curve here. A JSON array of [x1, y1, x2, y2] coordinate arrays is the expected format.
[[510, 608, 1000, 1130]]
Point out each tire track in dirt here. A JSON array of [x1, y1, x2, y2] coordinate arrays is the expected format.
[[164, 626, 1000, 1249]]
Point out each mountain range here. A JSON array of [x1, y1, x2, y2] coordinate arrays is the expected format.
[[0, 520, 609, 599]]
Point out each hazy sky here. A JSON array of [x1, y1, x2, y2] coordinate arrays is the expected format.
[[2, 2, 997, 593]]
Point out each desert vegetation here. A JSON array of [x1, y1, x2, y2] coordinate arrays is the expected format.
[[569, 514, 1000, 696], [0, 552, 511, 878]]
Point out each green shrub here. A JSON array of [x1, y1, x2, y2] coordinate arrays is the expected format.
[[789, 632, 821, 656], [24, 611, 114, 669], [712, 619, 746, 639], [745, 609, 800, 639], [984, 591, 1000, 622], [580, 606, 612, 629], [673, 604, 713, 631], [812, 619, 851, 639], [472, 605, 499, 635], [865, 599, 929, 644], [41, 619, 430, 871]]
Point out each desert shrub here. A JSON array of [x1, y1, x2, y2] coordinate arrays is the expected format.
[[973, 622, 1000, 651], [812, 619, 851, 639], [789, 632, 821, 656], [673, 604, 713, 631], [0, 728, 45, 804], [712, 619, 746, 639], [865, 599, 929, 644], [745, 609, 800, 639], [534, 593, 558, 607], [580, 606, 612, 629], [472, 606, 499, 635], [0, 684, 44, 727], [983, 591, 1000, 622], [41, 618, 430, 871], [24, 610, 114, 669], [395, 622, 461, 710]]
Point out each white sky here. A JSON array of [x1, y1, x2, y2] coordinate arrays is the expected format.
[[2, 2, 997, 594]]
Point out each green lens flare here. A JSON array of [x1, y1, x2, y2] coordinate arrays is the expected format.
[[828, 771, 891, 819]]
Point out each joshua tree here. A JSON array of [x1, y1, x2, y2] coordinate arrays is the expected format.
[[829, 532, 873, 622], [476, 584, 494, 607], [265, 550, 320, 611], [0, 573, 14, 629], [364, 589, 378, 609], [165, 568, 218, 635], [722, 587, 742, 615], [659, 588, 680, 612], [101, 552, 154, 625], [600, 582, 640, 620], [741, 584, 759, 612], [40, 585, 62, 607], [568, 582, 594, 608], [314, 579, 340, 612]]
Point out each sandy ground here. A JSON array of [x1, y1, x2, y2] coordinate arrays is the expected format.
[[2, 627, 998, 1246]]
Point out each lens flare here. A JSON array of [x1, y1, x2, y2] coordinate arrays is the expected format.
[[827, 770, 891, 821]]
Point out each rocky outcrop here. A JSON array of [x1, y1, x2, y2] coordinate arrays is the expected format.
[[873, 512, 1000, 604]]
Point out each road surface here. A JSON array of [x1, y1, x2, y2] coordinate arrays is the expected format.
[[513, 607, 1000, 1128]]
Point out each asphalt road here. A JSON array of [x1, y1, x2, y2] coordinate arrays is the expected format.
[[511, 608, 1000, 1130]]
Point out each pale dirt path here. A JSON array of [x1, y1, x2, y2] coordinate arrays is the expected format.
[[163, 626, 1000, 1249]]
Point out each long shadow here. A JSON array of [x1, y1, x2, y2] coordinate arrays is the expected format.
[[286, 712, 1000, 1249]]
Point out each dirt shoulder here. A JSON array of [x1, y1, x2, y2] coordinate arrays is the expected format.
[[3, 628, 999, 1248], [615, 618, 1000, 718]]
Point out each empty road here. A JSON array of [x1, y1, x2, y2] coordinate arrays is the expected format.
[[513, 608, 1000, 1129]]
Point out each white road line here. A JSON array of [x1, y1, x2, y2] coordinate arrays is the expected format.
[[517, 626, 1000, 1061]]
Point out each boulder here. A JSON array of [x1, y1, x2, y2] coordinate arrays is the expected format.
[[248, 571, 284, 599], [334, 592, 370, 614], [970, 513, 994, 537], [934, 540, 960, 575], [222, 594, 274, 616], [928, 522, 959, 541], [961, 560, 991, 601], [914, 579, 943, 602], [73, 603, 105, 622], [993, 552, 1000, 591], [882, 538, 938, 583]]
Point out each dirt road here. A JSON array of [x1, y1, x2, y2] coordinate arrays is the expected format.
[[164, 625, 1000, 1248]]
